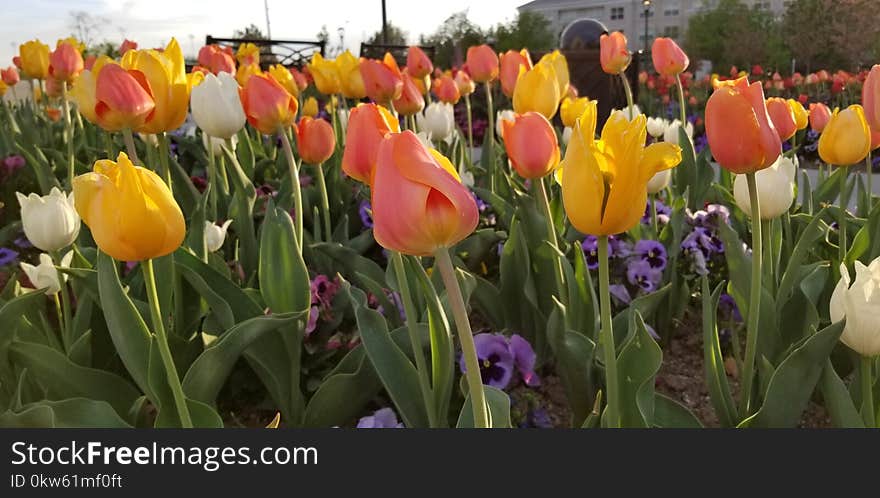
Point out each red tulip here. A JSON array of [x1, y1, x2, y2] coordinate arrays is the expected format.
[[119, 39, 138, 56], [499, 49, 532, 98], [342, 103, 400, 184], [501, 112, 560, 179], [240, 73, 298, 134], [295, 116, 336, 165], [393, 69, 425, 116], [600, 31, 630, 74], [406, 46, 433, 79], [863, 65, 880, 131], [432, 74, 460, 104], [809, 102, 832, 133], [766, 97, 797, 141], [651, 38, 689, 76], [360, 53, 403, 104], [94, 63, 156, 132], [465, 44, 499, 83], [48, 40, 84, 83], [1, 66, 19, 86]]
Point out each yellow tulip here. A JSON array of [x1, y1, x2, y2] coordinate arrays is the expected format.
[[561, 110, 681, 235], [19, 40, 50, 80], [308, 53, 341, 95], [236, 43, 260, 66], [236, 63, 261, 87], [538, 50, 569, 100], [268, 64, 298, 97], [73, 152, 184, 261], [560, 96, 592, 128], [513, 62, 560, 120], [302, 97, 319, 118], [121, 38, 189, 134], [336, 50, 366, 99], [818, 105, 871, 166], [0, 80, 6, 97], [788, 99, 808, 130]]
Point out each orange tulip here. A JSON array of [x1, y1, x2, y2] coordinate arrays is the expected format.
[[295, 116, 336, 165], [872, 128, 880, 150], [240, 73, 298, 134], [393, 69, 425, 116], [809, 102, 832, 133], [651, 37, 689, 76], [455, 70, 475, 96], [600, 31, 631, 74], [499, 49, 532, 98], [371, 131, 478, 256], [465, 45, 499, 83], [406, 46, 433, 79], [1, 66, 19, 86], [48, 40, 83, 84], [342, 103, 400, 184], [94, 63, 156, 132], [46, 107, 61, 122], [290, 67, 309, 92], [45, 77, 63, 98], [197, 44, 236, 75], [360, 53, 403, 104], [705, 76, 780, 174], [433, 74, 460, 104], [501, 112, 560, 179], [84, 55, 97, 71], [766, 97, 797, 142], [119, 39, 138, 56], [863, 65, 880, 131]]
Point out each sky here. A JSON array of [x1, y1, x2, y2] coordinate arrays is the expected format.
[[1, 0, 524, 64]]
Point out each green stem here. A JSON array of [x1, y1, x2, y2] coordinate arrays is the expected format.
[[620, 73, 634, 119], [434, 247, 488, 428], [739, 172, 763, 418], [762, 219, 774, 289], [598, 235, 620, 428], [485, 82, 496, 194], [866, 152, 873, 217], [61, 83, 75, 188], [52, 293, 67, 350], [206, 135, 218, 220], [860, 355, 874, 428], [314, 163, 332, 241], [143, 259, 193, 428], [3, 100, 21, 134], [157, 132, 173, 189], [839, 166, 848, 262], [278, 128, 303, 253], [122, 128, 140, 164], [675, 76, 687, 126], [464, 94, 474, 151], [533, 177, 567, 305], [391, 252, 438, 427], [51, 250, 73, 353], [650, 194, 659, 236]]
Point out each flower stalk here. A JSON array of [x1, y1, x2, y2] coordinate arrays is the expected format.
[[739, 172, 763, 417], [598, 235, 620, 427]]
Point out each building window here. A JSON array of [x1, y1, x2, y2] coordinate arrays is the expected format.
[[639, 9, 654, 18], [755, 1, 771, 9], [610, 7, 624, 20], [664, 2, 680, 16], [663, 26, 680, 38]]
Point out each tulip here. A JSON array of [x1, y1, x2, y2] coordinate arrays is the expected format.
[[501, 112, 560, 179], [418, 102, 455, 142], [465, 45, 499, 83], [360, 53, 403, 105], [454, 70, 476, 96], [291, 67, 309, 92], [789, 99, 808, 131], [809, 102, 832, 133], [600, 32, 630, 74], [499, 49, 532, 98], [202, 132, 236, 156], [393, 69, 425, 116], [48, 40, 83, 84], [191, 72, 246, 139], [20, 252, 73, 295], [406, 46, 433, 79], [561, 110, 681, 235], [45, 106, 61, 121], [19, 40, 50, 80], [560, 96, 591, 128], [240, 73, 298, 135], [0, 80, 6, 98], [235, 63, 260, 87], [705, 76, 780, 174], [236, 43, 260, 66], [336, 51, 367, 99], [766, 97, 797, 142], [308, 53, 341, 96], [614, 104, 643, 121], [268, 64, 299, 97], [663, 119, 693, 145], [197, 45, 236, 75], [432, 74, 460, 104], [92, 63, 156, 132], [119, 39, 138, 56], [496, 109, 516, 139], [302, 96, 319, 118], [733, 155, 796, 219], [45, 77, 63, 98], [16, 187, 80, 252], [538, 51, 569, 99], [342, 103, 400, 184], [1, 66, 20, 86], [830, 256, 880, 356], [818, 105, 871, 166], [647, 169, 671, 194], [371, 131, 478, 256], [296, 116, 336, 165], [513, 63, 560, 119], [121, 38, 190, 134], [651, 38, 689, 76], [72, 152, 184, 261], [646, 117, 668, 138], [204, 220, 233, 252], [68, 56, 112, 124], [863, 65, 880, 131]]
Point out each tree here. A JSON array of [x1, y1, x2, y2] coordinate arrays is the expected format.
[[420, 11, 486, 69], [69, 11, 107, 48], [365, 22, 408, 46], [491, 11, 555, 53], [782, 0, 879, 71], [232, 24, 277, 65], [782, 0, 835, 72]]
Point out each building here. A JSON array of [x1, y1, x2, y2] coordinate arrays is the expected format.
[[517, 0, 788, 51]]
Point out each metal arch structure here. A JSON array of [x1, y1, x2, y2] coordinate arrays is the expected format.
[[359, 43, 435, 66], [205, 35, 325, 68]]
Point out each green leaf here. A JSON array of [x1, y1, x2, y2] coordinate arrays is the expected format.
[[457, 385, 511, 428], [616, 311, 663, 428], [547, 299, 596, 426], [701, 277, 738, 427], [777, 208, 829, 308], [820, 358, 864, 428], [259, 201, 311, 315], [611, 284, 670, 348], [0, 398, 131, 428], [222, 145, 258, 281], [653, 393, 703, 428]]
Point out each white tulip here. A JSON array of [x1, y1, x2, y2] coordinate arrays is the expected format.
[[202, 132, 236, 156], [613, 104, 642, 121], [337, 108, 350, 141], [562, 126, 573, 146], [138, 133, 158, 146], [16, 187, 80, 252], [646, 117, 668, 138], [415, 131, 434, 150], [204, 220, 233, 252], [830, 256, 880, 356], [647, 169, 671, 194], [191, 72, 246, 139], [20, 251, 73, 295], [496, 109, 516, 139], [732, 155, 796, 219], [663, 119, 694, 145], [418, 102, 455, 142]]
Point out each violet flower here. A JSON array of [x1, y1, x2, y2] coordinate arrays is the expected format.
[[719, 293, 742, 322], [0, 248, 19, 266], [634, 239, 668, 270], [359, 200, 374, 228], [509, 334, 540, 387], [460, 333, 514, 389], [609, 284, 632, 304], [581, 235, 599, 270], [356, 407, 404, 428], [626, 259, 662, 292]]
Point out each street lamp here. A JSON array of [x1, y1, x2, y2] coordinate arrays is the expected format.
[[643, 0, 652, 56]]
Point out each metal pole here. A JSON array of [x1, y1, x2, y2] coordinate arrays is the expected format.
[[381, 0, 388, 44], [644, 4, 649, 54], [265, 0, 272, 39]]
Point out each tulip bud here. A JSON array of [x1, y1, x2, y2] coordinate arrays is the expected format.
[[418, 102, 455, 142], [16, 187, 81, 252], [267, 64, 299, 97], [466, 45, 499, 83], [19, 40, 50, 80], [393, 69, 425, 116], [336, 51, 367, 99], [600, 32, 630, 74], [119, 39, 138, 56], [406, 46, 433, 79], [342, 103, 400, 184], [809, 102, 832, 133], [646, 117, 668, 138], [501, 112, 560, 179], [236, 43, 260, 66], [766, 97, 797, 142], [513, 63, 560, 119], [302, 96, 319, 118], [496, 109, 516, 139], [296, 116, 336, 165], [432, 74, 460, 104], [651, 37, 689, 76], [2, 66, 20, 86], [241, 73, 298, 135], [360, 53, 404, 105], [371, 131, 478, 256], [789, 99, 808, 131], [663, 119, 693, 145], [539, 51, 569, 100], [499, 49, 532, 98], [73, 152, 185, 261], [20, 252, 73, 295], [818, 105, 871, 165], [48, 40, 84, 84], [830, 256, 880, 356], [454, 70, 475, 96], [733, 155, 796, 219], [204, 220, 233, 252], [191, 72, 246, 139], [705, 76, 780, 174], [560, 97, 591, 128], [647, 169, 671, 194], [307, 53, 341, 96], [863, 65, 880, 131]]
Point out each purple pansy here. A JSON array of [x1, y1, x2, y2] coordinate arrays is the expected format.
[[634, 239, 667, 270], [719, 293, 743, 322], [582, 235, 599, 270], [0, 248, 19, 266], [626, 259, 662, 292], [356, 407, 404, 428], [473, 192, 488, 212], [13, 237, 31, 249], [642, 199, 672, 224], [609, 284, 632, 304], [358, 200, 373, 228], [459, 333, 540, 390], [509, 334, 540, 387]]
